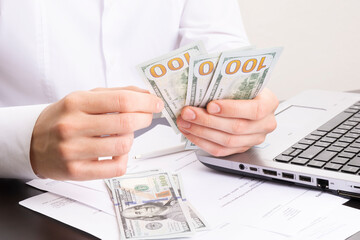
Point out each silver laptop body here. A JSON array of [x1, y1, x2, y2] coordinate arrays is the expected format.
[[196, 89, 360, 199]]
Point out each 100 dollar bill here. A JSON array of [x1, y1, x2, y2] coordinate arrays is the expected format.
[[199, 47, 283, 107], [185, 46, 254, 108], [185, 53, 220, 107], [138, 42, 206, 133], [109, 170, 195, 239]]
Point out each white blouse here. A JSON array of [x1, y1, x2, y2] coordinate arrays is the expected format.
[[0, 0, 249, 178]]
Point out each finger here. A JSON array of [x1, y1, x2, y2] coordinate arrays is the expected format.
[[64, 90, 164, 114], [83, 112, 153, 136], [206, 88, 279, 120], [179, 107, 277, 135], [179, 130, 250, 157], [91, 86, 150, 94], [178, 118, 266, 148], [63, 134, 134, 160], [66, 155, 128, 180]]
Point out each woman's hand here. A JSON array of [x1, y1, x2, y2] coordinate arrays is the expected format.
[[30, 86, 164, 180], [177, 88, 278, 157]]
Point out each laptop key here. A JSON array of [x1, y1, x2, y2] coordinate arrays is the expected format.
[[338, 151, 356, 159], [314, 141, 331, 148], [341, 165, 360, 174], [332, 128, 348, 134], [344, 133, 360, 139], [324, 162, 342, 171], [332, 141, 349, 148], [326, 132, 342, 139], [317, 112, 352, 132], [292, 143, 309, 150], [347, 157, 360, 167], [350, 142, 360, 148], [343, 121, 358, 127], [289, 149, 302, 157], [311, 130, 327, 136], [281, 148, 295, 156], [307, 160, 326, 168], [298, 146, 324, 159], [275, 155, 293, 163], [331, 157, 349, 165], [299, 139, 315, 145], [320, 137, 337, 143], [314, 150, 337, 162], [349, 117, 360, 122], [338, 125, 353, 130], [339, 137, 355, 143], [305, 134, 321, 141], [350, 129, 360, 134], [344, 147, 360, 154], [327, 146, 343, 152], [291, 157, 309, 165]]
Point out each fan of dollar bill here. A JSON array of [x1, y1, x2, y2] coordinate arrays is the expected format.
[[138, 42, 283, 149], [105, 170, 208, 239]]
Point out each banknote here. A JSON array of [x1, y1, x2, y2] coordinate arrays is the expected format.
[[106, 170, 209, 232], [172, 173, 209, 231], [109, 170, 195, 239], [185, 46, 254, 107], [199, 47, 283, 107], [185, 53, 220, 107], [138, 42, 206, 133]]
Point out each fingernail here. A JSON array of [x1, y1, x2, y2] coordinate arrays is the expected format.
[[207, 102, 220, 114], [182, 108, 196, 120], [177, 119, 191, 129]]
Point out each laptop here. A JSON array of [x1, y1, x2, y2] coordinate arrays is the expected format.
[[196, 89, 360, 199]]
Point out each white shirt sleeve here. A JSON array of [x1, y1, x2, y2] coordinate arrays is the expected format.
[[178, 0, 250, 52], [0, 104, 48, 179]]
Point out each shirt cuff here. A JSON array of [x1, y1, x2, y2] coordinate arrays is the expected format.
[[0, 104, 49, 179]]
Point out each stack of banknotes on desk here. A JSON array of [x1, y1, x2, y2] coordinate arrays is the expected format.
[[105, 169, 208, 239], [138, 42, 282, 149]]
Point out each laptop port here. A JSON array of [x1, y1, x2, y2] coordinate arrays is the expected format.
[[299, 175, 311, 182], [239, 164, 245, 170], [316, 178, 329, 189], [250, 167, 257, 172], [263, 169, 277, 176], [282, 172, 294, 179]]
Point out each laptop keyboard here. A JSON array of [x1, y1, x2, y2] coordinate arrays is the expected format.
[[274, 101, 360, 174]]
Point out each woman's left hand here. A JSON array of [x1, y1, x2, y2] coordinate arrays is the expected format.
[[177, 88, 279, 157]]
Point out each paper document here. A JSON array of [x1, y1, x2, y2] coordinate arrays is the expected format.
[[19, 192, 120, 240], [27, 178, 115, 215], [22, 124, 360, 239]]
